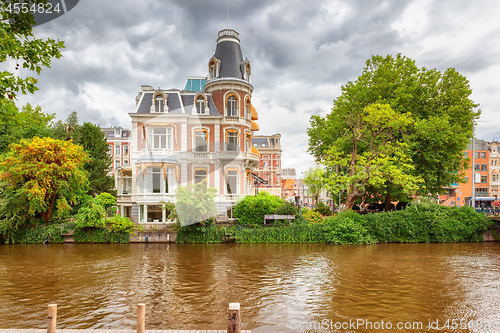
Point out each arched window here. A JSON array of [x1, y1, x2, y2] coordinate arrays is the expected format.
[[227, 95, 238, 117], [245, 99, 251, 119], [197, 96, 205, 114], [155, 94, 165, 113]]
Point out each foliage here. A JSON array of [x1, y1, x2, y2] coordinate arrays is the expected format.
[[303, 166, 325, 204], [176, 223, 224, 243], [50, 111, 81, 142], [233, 224, 326, 243], [175, 180, 217, 227], [318, 103, 420, 210], [274, 201, 299, 217], [314, 201, 333, 216], [323, 211, 376, 245], [0, 100, 54, 153], [363, 203, 492, 243], [106, 215, 136, 233], [0, 137, 89, 223], [233, 192, 284, 224], [308, 54, 479, 209], [303, 210, 323, 224], [1, 0, 65, 100], [96, 192, 116, 209], [2, 223, 64, 244], [73, 228, 129, 243], [78, 122, 114, 195], [160, 201, 178, 220], [75, 197, 106, 229]]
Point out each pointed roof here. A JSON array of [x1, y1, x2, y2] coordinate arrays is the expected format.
[[214, 29, 245, 80]]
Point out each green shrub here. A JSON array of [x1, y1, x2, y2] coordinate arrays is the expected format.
[[96, 192, 117, 209], [234, 224, 326, 243], [4, 224, 64, 244], [323, 211, 375, 245], [362, 203, 492, 243], [73, 228, 129, 243], [107, 215, 136, 233], [314, 202, 333, 216], [233, 192, 284, 224], [75, 198, 106, 229], [176, 224, 224, 243], [303, 210, 323, 224], [275, 201, 299, 217]]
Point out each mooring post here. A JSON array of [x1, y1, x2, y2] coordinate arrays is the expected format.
[[47, 304, 57, 333], [137, 303, 146, 333], [227, 302, 241, 333]]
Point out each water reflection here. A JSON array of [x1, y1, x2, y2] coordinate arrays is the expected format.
[[0, 243, 499, 331]]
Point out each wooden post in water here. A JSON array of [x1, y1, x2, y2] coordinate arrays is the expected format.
[[227, 302, 241, 333], [47, 304, 57, 333], [137, 303, 146, 333]]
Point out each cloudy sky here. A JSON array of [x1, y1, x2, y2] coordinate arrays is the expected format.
[[13, 0, 500, 175]]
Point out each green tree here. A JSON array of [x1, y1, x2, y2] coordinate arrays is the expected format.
[[50, 111, 81, 142], [0, 100, 54, 153], [303, 166, 325, 205], [175, 180, 217, 227], [321, 103, 420, 210], [1, 0, 64, 100], [0, 137, 89, 223], [79, 123, 114, 195], [308, 54, 479, 207]]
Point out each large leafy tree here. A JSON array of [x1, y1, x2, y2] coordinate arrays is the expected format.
[[0, 99, 54, 153], [321, 103, 420, 210], [1, 0, 64, 100], [308, 54, 479, 208], [0, 137, 89, 223], [79, 122, 114, 195]]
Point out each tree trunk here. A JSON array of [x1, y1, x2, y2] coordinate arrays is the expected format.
[[384, 193, 392, 212], [42, 194, 57, 222], [344, 193, 358, 211]]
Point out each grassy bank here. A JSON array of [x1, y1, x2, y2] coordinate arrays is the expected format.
[[2, 223, 130, 244], [176, 203, 493, 245]]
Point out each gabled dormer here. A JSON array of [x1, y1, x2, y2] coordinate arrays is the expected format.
[[150, 90, 169, 113], [208, 55, 221, 80]]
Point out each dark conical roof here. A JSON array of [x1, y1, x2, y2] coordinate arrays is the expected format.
[[214, 29, 244, 80]]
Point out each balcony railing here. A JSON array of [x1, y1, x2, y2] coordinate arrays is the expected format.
[[141, 148, 173, 156]]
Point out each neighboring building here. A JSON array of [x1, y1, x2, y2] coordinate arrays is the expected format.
[[440, 139, 490, 208], [251, 134, 282, 196], [281, 168, 296, 180], [488, 141, 500, 199], [115, 29, 261, 223], [102, 126, 132, 171]]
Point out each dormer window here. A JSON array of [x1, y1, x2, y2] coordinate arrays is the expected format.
[[197, 96, 205, 114], [227, 95, 238, 117], [155, 94, 165, 113], [210, 63, 216, 79]]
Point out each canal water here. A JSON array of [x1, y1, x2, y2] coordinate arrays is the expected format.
[[0, 243, 499, 332]]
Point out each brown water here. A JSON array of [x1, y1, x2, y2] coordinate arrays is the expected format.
[[0, 243, 499, 332]]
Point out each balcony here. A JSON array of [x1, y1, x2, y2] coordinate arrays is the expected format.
[[141, 148, 173, 156]]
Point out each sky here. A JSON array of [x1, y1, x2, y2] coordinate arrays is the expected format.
[[12, 0, 500, 175]]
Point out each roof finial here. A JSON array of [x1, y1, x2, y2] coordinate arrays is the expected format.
[[227, 0, 230, 29]]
